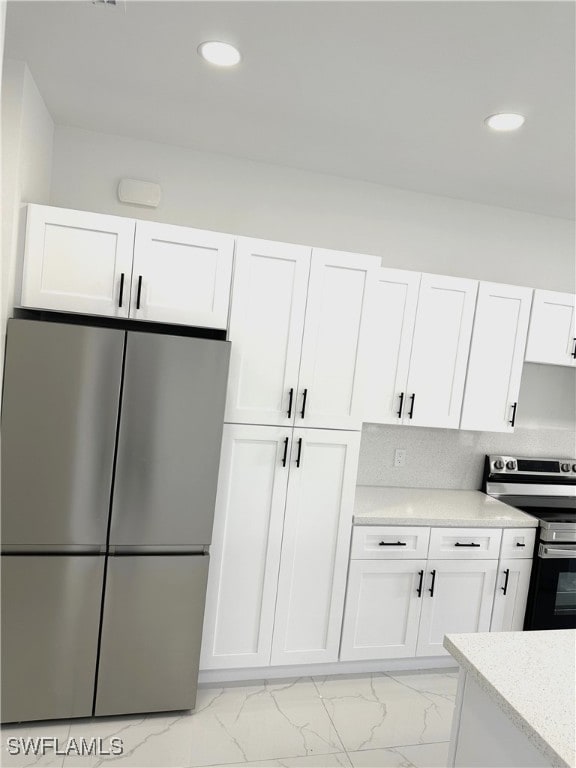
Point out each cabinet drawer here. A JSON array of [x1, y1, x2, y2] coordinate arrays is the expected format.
[[428, 528, 502, 559], [500, 528, 536, 559], [351, 526, 430, 559]]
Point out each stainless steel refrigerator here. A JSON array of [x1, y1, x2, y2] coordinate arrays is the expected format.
[[1, 318, 230, 723]]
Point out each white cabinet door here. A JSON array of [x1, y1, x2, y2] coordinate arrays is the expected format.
[[460, 282, 532, 433], [416, 560, 497, 657], [271, 429, 361, 665], [525, 289, 576, 367], [490, 559, 532, 632], [201, 425, 291, 669], [131, 221, 234, 328], [297, 249, 380, 430], [225, 237, 311, 426], [340, 560, 426, 660], [405, 274, 478, 428], [363, 268, 421, 424], [21, 204, 135, 318]]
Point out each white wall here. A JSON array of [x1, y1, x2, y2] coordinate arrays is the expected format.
[[1, 59, 54, 354], [50, 126, 575, 292]]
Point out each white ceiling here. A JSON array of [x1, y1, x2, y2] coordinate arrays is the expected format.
[[4, 1, 575, 219]]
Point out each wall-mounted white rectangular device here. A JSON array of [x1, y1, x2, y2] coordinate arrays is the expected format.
[[118, 179, 162, 208]]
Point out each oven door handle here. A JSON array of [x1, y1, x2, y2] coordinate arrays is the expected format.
[[539, 543, 576, 559]]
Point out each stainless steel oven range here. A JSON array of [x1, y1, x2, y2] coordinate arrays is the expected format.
[[483, 455, 576, 631]]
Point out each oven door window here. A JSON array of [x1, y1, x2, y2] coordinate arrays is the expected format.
[[527, 557, 576, 630]]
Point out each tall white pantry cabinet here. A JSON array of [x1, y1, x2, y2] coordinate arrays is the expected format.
[[201, 239, 378, 669]]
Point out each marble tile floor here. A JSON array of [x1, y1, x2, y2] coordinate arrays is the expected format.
[[0, 670, 458, 768]]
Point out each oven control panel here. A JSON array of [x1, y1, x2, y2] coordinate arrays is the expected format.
[[487, 456, 576, 477]]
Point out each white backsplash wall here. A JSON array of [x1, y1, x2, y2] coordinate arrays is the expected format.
[[358, 364, 576, 490]]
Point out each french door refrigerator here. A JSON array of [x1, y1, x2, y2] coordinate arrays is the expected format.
[[1, 318, 230, 723]]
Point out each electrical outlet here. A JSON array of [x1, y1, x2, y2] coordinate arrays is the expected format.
[[394, 449, 406, 467]]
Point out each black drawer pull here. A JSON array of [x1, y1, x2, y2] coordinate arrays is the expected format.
[[397, 392, 405, 419], [515, 542, 526, 548], [296, 437, 303, 468], [509, 401, 517, 427], [300, 388, 308, 419], [281, 437, 289, 467], [378, 541, 407, 546], [501, 568, 510, 595], [455, 542, 481, 548], [118, 273, 125, 308], [572, 338, 576, 359], [408, 393, 416, 419], [287, 388, 294, 419], [429, 569, 436, 597], [416, 569, 424, 597], [136, 275, 143, 310]]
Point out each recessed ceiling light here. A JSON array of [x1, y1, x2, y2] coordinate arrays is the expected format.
[[485, 113, 526, 132], [198, 41, 241, 67]]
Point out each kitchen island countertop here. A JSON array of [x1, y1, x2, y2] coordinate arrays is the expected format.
[[353, 486, 538, 527], [444, 630, 576, 768]]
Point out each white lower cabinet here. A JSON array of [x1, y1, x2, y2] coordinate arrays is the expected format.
[[490, 558, 532, 632], [340, 560, 426, 660], [201, 425, 360, 670], [416, 560, 498, 657], [271, 429, 361, 665]]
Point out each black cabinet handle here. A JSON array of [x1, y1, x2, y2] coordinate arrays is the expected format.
[[416, 569, 424, 597], [136, 275, 143, 310], [281, 437, 289, 467], [118, 273, 125, 308], [397, 392, 405, 419], [455, 542, 481, 548], [509, 402, 517, 427], [378, 541, 407, 547], [287, 388, 294, 419], [501, 568, 510, 595], [408, 393, 416, 419], [516, 542, 526, 548], [428, 569, 436, 597], [296, 437, 303, 468], [572, 339, 576, 359], [300, 389, 308, 419]]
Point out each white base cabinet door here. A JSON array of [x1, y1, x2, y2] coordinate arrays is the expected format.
[[362, 268, 421, 424], [296, 249, 379, 430], [271, 429, 361, 666], [340, 560, 426, 660], [416, 560, 497, 657], [225, 237, 311, 426], [525, 289, 576, 367], [201, 425, 291, 669], [460, 282, 532, 433], [490, 559, 532, 632], [131, 221, 234, 328], [21, 204, 135, 318], [405, 274, 478, 429]]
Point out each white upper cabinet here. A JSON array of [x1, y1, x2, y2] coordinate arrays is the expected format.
[[362, 268, 421, 424], [405, 274, 478, 429], [21, 204, 135, 318], [271, 429, 360, 666], [201, 424, 291, 669], [460, 282, 533, 433], [225, 238, 311, 426], [525, 289, 576, 367], [297, 248, 379, 430], [131, 221, 234, 328], [21, 205, 234, 329]]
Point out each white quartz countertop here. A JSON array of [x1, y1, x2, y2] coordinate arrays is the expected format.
[[353, 486, 538, 527], [444, 630, 576, 768]]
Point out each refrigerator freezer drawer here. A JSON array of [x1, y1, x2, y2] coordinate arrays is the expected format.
[[109, 332, 230, 548], [1, 320, 123, 550], [95, 554, 209, 716], [1, 555, 104, 723]]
